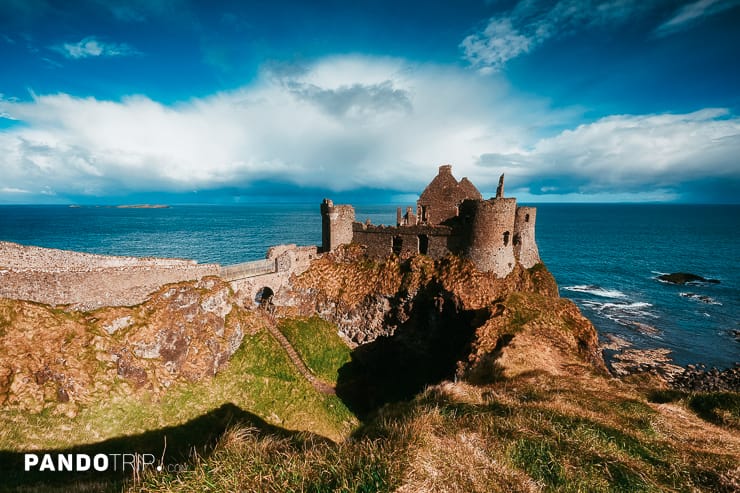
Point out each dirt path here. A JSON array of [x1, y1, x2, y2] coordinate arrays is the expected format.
[[262, 311, 336, 395]]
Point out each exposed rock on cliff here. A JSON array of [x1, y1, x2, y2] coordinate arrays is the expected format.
[[282, 245, 605, 413], [0, 277, 258, 415], [287, 245, 558, 344]]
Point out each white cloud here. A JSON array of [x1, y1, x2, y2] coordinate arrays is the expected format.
[[0, 187, 30, 194], [52, 36, 140, 59], [460, 1, 675, 72], [460, 18, 531, 74], [656, 0, 740, 36], [480, 108, 740, 195], [0, 56, 738, 202], [0, 57, 538, 198]]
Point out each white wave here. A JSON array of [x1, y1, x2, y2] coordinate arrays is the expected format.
[[581, 300, 658, 324], [679, 292, 722, 306], [562, 285, 627, 299]]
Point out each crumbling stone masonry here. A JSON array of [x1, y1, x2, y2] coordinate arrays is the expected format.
[[321, 165, 540, 277]]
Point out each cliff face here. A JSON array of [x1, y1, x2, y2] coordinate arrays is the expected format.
[[0, 277, 259, 415], [283, 245, 606, 405]]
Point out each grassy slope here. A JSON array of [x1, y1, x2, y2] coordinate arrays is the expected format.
[[3, 260, 738, 492], [277, 316, 352, 385], [135, 288, 740, 493], [137, 374, 740, 493], [0, 324, 357, 452]]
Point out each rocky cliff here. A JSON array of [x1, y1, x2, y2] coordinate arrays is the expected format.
[[1, 243, 605, 418], [0, 277, 259, 415], [279, 245, 606, 413]]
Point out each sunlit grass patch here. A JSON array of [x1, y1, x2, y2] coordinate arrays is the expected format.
[[277, 316, 352, 385]]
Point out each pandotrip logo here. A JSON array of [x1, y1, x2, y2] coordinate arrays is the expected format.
[[23, 453, 188, 473]]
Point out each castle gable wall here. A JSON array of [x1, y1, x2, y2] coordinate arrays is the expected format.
[[417, 165, 482, 225]]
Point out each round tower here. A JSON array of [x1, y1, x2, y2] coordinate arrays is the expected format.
[[514, 206, 540, 268], [467, 197, 517, 277]]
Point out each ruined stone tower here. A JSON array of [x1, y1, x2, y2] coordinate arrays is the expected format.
[[320, 199, 354, 252], [320, 166, 540, 277], [466, 194, 518, 277], [514, 206, 539, 268]]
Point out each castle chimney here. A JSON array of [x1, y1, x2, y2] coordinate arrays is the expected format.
[[495, 174, 504, 198]]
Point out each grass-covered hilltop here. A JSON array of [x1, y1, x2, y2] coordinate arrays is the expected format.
[[1, 244, 738, 492]]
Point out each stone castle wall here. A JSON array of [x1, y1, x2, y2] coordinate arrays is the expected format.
[[352, 223, 457, 258], [514, 206, 540, 268], [231, 244, 319, 307], [320, 166, 540, 278], [416, 164, 482, 225], [0, 240, 321, 312], [0, 242, 219, 310]]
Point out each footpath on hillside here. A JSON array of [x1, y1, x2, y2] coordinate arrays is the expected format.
[[260, 310, 336, 395]]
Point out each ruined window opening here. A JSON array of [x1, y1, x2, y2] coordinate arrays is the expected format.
[[418, 234, 429, 255], [503, 231, 510, 246], [421, 206, 428, 223], [525, 213, 530, 222], [392, 236, 403, 255]]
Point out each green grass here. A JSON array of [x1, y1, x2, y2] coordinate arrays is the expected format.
[[277, 317, 352, 385], [1, 328, 357, 455], [133, 376, 740, 493], [140, 425, 403, 493], [647, 389, 740, 429], [688, 393, 740, 429]]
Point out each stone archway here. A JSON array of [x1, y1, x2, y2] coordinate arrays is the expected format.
[[254, 286, 274, 308]]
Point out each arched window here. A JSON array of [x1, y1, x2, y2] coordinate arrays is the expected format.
[[503, 231, 510, 246], [525, 213, 530, 223]]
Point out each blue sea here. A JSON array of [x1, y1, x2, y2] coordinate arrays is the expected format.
[[1, 204, 738, 369]]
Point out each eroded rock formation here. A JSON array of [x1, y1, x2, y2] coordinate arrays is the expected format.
[[0, 277, 260, 415]]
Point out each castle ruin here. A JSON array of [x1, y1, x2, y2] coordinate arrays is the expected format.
[[321, 165, 540, 277]]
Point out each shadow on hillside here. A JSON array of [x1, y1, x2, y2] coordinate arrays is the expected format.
[[336, 282, 489, 419], [0, 402, 326, 492]]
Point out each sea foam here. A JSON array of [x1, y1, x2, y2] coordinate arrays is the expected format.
[[562, 285, 626, 299]]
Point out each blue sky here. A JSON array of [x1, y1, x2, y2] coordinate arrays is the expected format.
[[1, 0, 739, 204]]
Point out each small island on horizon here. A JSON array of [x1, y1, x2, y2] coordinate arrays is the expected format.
[[68, 204, 171, 209]]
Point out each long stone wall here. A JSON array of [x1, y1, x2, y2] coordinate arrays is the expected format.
[[0, 242, 321, 312], [0, 242, 219, 311]]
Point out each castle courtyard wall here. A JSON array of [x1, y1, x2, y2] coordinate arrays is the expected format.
[[352, 223, 455, 258]]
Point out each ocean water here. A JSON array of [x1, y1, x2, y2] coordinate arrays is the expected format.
[[1, 203, 738, 369]]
